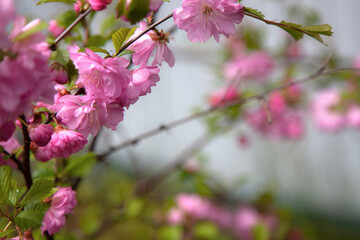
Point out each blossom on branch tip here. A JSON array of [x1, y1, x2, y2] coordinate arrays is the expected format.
[[173, 0, 244, 42], [29, 124, 53, 147], [69, 44, 132, 99], [41, 187, 77, 236], [128, 21, 175, 67]]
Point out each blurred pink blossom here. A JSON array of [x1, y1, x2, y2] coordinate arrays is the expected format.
[[209, 86, 239, 107], [48, 20, 64, 37], [88, 0, 111, 11]]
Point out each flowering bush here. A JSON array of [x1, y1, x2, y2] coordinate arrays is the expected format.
[[0, 0, 359, 239]]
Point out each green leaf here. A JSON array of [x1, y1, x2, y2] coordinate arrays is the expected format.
[[194, 222, 219, 240], [24, 200, 50, 214], [118, 50, 135, 57], [158, 226, 181, 240], [115, 0, 127, 18], [14, 210, 45, 229], [63, 152, 96, 177], [34, 107, 52, 114], [278, 21, 304, 41], [20, 179, 56, 206], [8, 187, 26, 207], [252, 224, 270, 240], [126, 0, 149, 24], [79, 47, 110, 55], [301, 24, 333, 36], [244, 7, 265, 19], [88, 35, 108, 47], [112, 27, 137, 53], [52, 48, 70, 65], [0, 166, 13, 205], [65, 60, 79, 83], [12, 22, 47, 41], [37, 0, 75, 5], [0, 229, 18, 239]]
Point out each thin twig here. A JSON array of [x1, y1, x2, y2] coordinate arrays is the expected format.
[[258, 96, 272, 124], [19, 115, 32, 189], [49, 8, 92, 50], [134, 133, 210, 196], [113, 13, 174, 57], [98, 66, 360, 160]]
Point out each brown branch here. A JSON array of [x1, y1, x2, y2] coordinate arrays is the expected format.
[[258, 96, 272, 124], [98, 66, 360, 160], [49, 8, 92, 50], [19, 115, 32, 189], [112, 13, 174, 57]]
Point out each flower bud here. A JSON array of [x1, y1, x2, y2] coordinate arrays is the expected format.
[[28, 124, 53, 147]]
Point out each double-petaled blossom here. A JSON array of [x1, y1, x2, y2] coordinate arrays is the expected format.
[[28, 124, 53, 146], [34, 126, 87, 162], [173, 0, 244, 42], [0, 1, 55, 140], [128, 21, 175, 67], [224, 52, 274, 81], [52, 95, 124, 137], [41, 187, 77, 236], [88, 0, 112, 11], [120, 66, 160, 108], [69, 44, 132, 99]]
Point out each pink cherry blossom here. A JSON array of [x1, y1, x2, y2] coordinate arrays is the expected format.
[[209, 86, 239, 107], [28, 124, 53, 147], [173, 0, 244, 42], [311, 89, 345, 131], [167, 208, 184, 225], [346, 105, 360, 127], [41, 187, 77, 235], [0, 15, 55, 135], [246, 92, 304, 140], [129, 21, 175, 67], [149, 0, 163, 12], [44, 126, 88, 159], [176, 194, 210, 219], [0, 121, 16, 141], [88, 0, 112, 11], [120, 66, 160, 108], [224, 52, 274, 81], [234, 206, 261, 240], [69, 44, 132, 99], [52, 95, 124, 137], [48, 20, 64, 38]]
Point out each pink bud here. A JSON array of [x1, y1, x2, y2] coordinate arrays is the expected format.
[[29, 124, 53, 147], [52, 68, 68, 84], [88, 0, 112, 11]]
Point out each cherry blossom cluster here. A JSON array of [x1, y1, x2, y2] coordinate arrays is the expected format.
[[167, 194, 278, 240]]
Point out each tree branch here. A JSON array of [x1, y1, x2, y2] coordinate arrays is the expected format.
[[98, 66, 360, 160], [19, 115, 32, 189], [49, 8, 92, 50]]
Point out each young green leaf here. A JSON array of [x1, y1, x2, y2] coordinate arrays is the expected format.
[[14, 210, 45, 229], [244, 7, 265, 19], [37, 0, 75, 5], [0, 166, 13, 205], [52, 48, 70, 65], [126, 0, 149, 24], [112, 27, 137, 53], [20, 179, 56, 206], [12, 22, 47, 42]]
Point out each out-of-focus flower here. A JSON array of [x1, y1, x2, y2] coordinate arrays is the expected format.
[[167, 208, 184, 225], [129, 22, 175, 67], [224, 52, 274, 81], [41, 187, 77, 236], [312, 89, 345, 131], [209, 86, 239, 107], [88, 0, 111, 11], [48, 20, 64, 38], [0, 135, 20, 167], [173, 0, 244, 42]]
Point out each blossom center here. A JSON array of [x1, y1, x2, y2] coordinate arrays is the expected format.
[[150, 30, 171, 44], [203, 5, 213, 15]]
